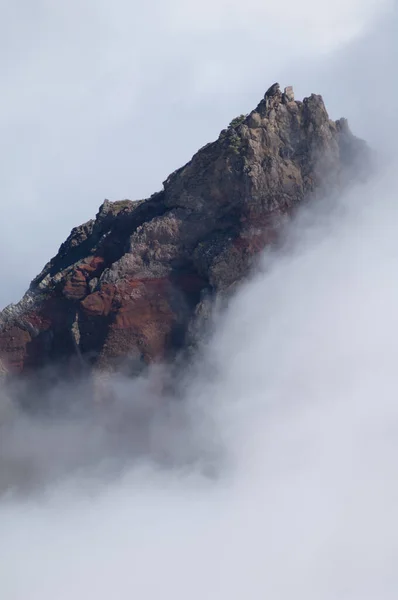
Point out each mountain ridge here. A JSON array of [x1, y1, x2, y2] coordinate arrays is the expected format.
[[0, 84, 369, 384]]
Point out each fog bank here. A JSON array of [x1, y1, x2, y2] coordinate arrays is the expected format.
[[1, 159, 398, 598]]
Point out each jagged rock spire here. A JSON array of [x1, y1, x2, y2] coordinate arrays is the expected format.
[[0, 86, 369, 382], [264, 82, 280, 98]]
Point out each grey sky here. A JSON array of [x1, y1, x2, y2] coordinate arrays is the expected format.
[[0, 0, 394, 307]]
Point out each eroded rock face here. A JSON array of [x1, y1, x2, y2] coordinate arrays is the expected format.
[[0, 87, 369, 380]]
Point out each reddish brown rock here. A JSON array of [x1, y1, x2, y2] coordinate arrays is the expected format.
[[0, 86, 370, 381], [81, 283, 116, 318], [0, 327, 31, 373]]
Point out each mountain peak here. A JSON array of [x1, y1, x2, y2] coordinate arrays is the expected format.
[[0, 86, 369, 387]]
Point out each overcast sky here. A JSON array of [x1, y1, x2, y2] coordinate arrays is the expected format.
[[0, 0, 395, 307]]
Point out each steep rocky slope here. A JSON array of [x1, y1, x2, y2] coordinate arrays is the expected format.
[[0, 84, 368, 380]]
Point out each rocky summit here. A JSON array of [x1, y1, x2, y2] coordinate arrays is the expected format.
[[0, 85, 369, 382]]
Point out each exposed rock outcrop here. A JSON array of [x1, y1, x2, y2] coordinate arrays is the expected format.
[[0, 87, 369, 382]]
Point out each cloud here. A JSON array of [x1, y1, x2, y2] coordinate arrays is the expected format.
[[2, 161, 398, 599]]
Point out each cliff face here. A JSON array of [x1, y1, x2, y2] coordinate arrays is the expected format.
[[0, 85, 368, 379]]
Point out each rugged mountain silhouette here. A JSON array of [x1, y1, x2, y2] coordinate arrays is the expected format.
[[0, 85, 368, 381]]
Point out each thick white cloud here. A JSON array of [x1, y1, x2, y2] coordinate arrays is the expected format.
[[2, 159, 398, 600]]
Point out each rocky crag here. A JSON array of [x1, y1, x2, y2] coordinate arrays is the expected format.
[[0, 84, 368, 382]]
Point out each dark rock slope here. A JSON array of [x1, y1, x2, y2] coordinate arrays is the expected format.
[[0, 84, 368, 379]]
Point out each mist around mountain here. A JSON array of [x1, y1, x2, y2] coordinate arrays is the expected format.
[[1, 2, 398, 600]]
